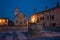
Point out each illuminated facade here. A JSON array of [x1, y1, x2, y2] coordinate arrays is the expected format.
[[0, 18, 8, 26], [30, 3, 60, 27], [14, 6, 28, 31], [30, 14, 38, 23]]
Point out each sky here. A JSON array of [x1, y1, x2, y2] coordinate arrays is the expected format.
[[0, 0, 60, 22]]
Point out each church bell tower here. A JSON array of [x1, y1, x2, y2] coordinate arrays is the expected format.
[[15, 6, 18, 16]]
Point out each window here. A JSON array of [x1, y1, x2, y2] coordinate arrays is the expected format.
[[42, 12, 44, 14], [49, 15, 51, 20], [49, 10, 51, 13], [58, 23, 60, 25], [47, 15, 54, 20], [20, 22, 22, 25], [52, 23, 56, 26], [24, 20, 26, 24], [52, 10, 54, 12], [52, 15, 54, 20], [47, 15, 51, 20], [40, 17, 44, 20], [47, 16, 49, 20], [43, 23, 45, 26]]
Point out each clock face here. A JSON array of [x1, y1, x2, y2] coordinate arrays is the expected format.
[[16, 11, 18, 13]]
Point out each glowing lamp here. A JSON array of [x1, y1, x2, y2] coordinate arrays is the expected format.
[[31, 15, 37, 23], [0, 19, 2, 23]]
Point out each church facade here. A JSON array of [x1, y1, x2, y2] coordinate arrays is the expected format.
[[14, 6, 28, 32]]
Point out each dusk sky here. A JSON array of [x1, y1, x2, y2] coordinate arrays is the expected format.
[[0, 0, 60, 22]]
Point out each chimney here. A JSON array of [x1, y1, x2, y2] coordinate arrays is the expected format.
[[57, 2, 59, 7], [33, 7, 37, 13], [46, 5, 48, 10]]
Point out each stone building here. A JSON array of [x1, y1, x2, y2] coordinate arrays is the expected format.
[[0, 18, 8, 26], [14, 6, 28, 32], [30, 3, 60, 27]]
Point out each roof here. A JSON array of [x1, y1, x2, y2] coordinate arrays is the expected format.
[[15, 12, 26, 17], [32, 6, 60, 15], [0, 18, 8, 19]]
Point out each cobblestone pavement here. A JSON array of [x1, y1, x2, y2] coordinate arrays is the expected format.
[[0, 31, 60, 40], [0, 31, 28, 40]]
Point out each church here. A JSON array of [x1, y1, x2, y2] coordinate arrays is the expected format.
[[14, 6, 28, 32]]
